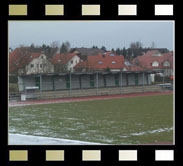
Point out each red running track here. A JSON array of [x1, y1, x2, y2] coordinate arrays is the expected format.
[[9, 91, 173, 107]]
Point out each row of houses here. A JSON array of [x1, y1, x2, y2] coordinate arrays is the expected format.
[[9, 48, 173, 75], [9, 48, 173, 92]]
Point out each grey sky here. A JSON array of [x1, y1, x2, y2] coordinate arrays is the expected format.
[[9, 21, 174, 50]]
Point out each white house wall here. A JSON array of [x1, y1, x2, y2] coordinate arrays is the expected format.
[[25, 54, 54, 75], [67, 56, 80, 72]]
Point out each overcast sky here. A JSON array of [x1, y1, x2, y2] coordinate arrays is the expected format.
[[9, 21, 174, 50]]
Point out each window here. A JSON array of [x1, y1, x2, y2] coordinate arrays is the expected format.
[[98, 61, 103, 64], [71, 60, 73, 64], [110, 54, 115, 56], [30, 64, 34, 68], [163, 61, 170, 67], [112, 61, 116, 64], [75, 60, 77, 64], [41, 56, 44, 59], [152, 53, 162, 57], [152, 61, 159, 67], [40, 64, 42, 68]]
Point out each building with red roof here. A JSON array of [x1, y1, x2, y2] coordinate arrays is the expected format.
[[9, 48, 54, 75], [133, 50, 173, 73], [133, 50, 173, 70], [75, 51, 125, 72], [51, 53, 80, 72], [132, 50, 173, 81]]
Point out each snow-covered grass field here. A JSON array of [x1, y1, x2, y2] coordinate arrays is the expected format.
[[9, 94, 173, 145]]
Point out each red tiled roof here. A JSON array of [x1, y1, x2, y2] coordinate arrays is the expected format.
[[133, 50, 173, 70], [51, 53, 78, 65], [9, 48, 41, 72], [75, 51, 125, 70]]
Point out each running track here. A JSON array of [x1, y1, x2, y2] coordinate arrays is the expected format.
[[9, 91, 173, 107]]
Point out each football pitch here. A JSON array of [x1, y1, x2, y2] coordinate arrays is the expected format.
[[9, 94, 173, 144]]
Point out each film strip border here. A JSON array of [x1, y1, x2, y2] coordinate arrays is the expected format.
[[8, 4, 174, 16], [2, 1, 179, 166], [8, 149, 175, 162]]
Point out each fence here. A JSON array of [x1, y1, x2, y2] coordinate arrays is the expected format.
[[9, 84, 166, 101]]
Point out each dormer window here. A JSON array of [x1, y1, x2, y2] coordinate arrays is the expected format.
[[163, 61, 170, 67], [98, 61, 103, 64], [152, 61, 159, 67], [152, 53, 162, 57], [112, 61, 116, 64]]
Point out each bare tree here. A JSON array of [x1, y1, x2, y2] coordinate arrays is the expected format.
[[130, 41, 143, 49], [151, 42, 156, 48]]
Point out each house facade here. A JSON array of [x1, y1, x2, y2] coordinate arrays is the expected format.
[[51, 53, 80, 72], [133, 50, 173, 81], [9, 48, 54, 75], [18, 53, 54, 75]]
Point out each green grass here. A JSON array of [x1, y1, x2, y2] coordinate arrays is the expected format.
[[9, 94, 173, 144]]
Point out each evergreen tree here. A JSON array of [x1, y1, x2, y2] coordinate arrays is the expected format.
[[101, 46, 107, 52], [60, 43, 68, 54], [122, 47, 127, 58], [116, 48, 121, 55]]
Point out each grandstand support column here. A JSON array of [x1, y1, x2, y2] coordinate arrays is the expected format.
[[40, 74, 42, 98], [52, 75, 55, 91], [79, 75, 82, 89], [147, 73, 149, 85], [163, 70, 165, 83], [70, 72, 72, 94], [96, 73, 98, 95], [142, 72, 145, 92], [120, 71, 123, 94], [126, 74, 129, 86]]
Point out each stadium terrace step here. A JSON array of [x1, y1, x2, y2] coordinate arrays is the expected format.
[[9, 85, 167, 101], [34, 85, 163, 100]]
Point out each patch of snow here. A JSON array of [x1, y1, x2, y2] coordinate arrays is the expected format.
[[9, 133, 103, 145], [119, 127, 173, 138]]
